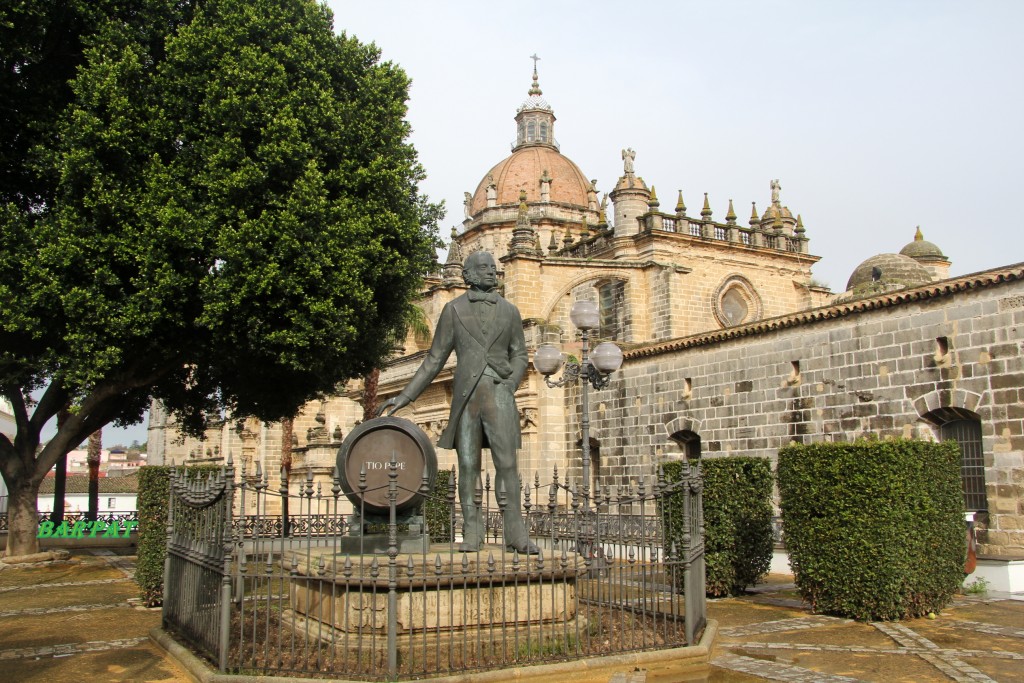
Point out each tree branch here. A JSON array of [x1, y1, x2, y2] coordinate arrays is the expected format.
[[29, 381, 70, 436], [33, 360, 179, 476], [2, 387, 38, 471]]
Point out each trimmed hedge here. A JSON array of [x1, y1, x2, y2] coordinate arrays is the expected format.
[[777, 439, 965, 621], [136, 465, 220, 606], [424, 467, 454, 543], [663, 457, 774, 597]]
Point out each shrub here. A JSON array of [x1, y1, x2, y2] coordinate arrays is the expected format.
[[777, 439, 965, 621], [424, 467, 454, 543], [662, 457, 774, 597], [135, 464, 219, 607]]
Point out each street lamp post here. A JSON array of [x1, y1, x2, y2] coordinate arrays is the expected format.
[[534, 301, 623, 510]]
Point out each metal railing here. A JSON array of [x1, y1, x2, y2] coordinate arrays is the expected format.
[[162, 457, 706, 680], [0, 510, 139, 533]]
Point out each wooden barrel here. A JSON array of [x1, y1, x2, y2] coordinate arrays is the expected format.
[[336, 416, 437, 516]]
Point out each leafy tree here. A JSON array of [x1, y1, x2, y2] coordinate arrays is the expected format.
[[0, 0, 441, 556]]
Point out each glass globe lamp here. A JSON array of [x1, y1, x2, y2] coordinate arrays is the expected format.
[[569, 300, 600, 331], [591, 342, 623, 373], [533, 344, 564, 376]]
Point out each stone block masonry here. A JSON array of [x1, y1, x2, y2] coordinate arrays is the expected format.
[[608, 272, 1024, 558]]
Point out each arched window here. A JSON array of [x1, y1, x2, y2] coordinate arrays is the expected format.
[[670, 430, 701, 460], [598, 280, 626, 341], [923, 408, 986, 511], [527, 121, 536, 142], [713, 275, 763, 328], [720, 288, 748, 325], [539, 121, 548, 142]]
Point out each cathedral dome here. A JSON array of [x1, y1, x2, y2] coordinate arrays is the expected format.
[[899, 227, 946, 261], [469, 144, 593, 214], [467, 62, 595, 217], [845, 252, 934, 293]]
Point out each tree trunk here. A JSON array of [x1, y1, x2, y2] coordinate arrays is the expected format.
[[281, 417, 293, 474], [50, 453, 67, 525], [6, 479, 42, 557], [280, 418, 293, 537], [87, 429, 101, 521], [362, 367, 380, 423], [50, 408, 71, 524]]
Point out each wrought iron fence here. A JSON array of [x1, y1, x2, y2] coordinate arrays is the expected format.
[[0, 510, 139, 533], [162, 456, 706, 680]]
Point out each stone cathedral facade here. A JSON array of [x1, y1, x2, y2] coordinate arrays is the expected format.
[[149, 66, 1024, 576]]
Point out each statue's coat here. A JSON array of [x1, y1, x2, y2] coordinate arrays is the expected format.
[[398, 292, 528, 449]]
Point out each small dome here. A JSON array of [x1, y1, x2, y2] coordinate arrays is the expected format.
[[845, 253, 934, 293], [469, 146, 592, 214], [517, 94, 551, 112], [899, 227, 946, 261], [761, 204, 793, 221], [613, 173, 649, 193]]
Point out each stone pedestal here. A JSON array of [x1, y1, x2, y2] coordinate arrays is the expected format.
[[284, 544, 584, 638]]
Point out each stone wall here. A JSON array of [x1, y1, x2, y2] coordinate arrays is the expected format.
[[580, 269, 1024, 557]]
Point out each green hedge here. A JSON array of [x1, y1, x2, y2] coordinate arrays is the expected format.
[[662, 457, 774, 597], [424, 468, 454, 543], [136, 465, 220, 607], [777, 439, 965, 621]]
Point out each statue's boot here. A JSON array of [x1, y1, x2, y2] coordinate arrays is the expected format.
[[506, 539, 540, 555], [502, 512, 539, 554], [459, 505, 484, 552]]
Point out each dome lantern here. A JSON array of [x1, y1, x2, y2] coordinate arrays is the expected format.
[[514, 56, 557, 152]]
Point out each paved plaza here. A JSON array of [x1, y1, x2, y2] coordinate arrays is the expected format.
[[0, 550, 1021, 682]]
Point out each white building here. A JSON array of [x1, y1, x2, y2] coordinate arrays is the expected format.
[[37, 472, 139, 514], [0, 398, 12, 513]]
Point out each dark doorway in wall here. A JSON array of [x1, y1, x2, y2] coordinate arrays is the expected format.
[[670, 430, 702, 460], [923, 407, 986, 511]]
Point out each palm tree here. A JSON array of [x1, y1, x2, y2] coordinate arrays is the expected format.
[[362, 304, 430, 422], [86, 428, 101, 521], [49, 408, 71, 524]]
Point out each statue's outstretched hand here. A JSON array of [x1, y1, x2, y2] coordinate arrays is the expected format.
[[376, 395, 410, 418]]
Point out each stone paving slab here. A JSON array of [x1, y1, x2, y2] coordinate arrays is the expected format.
[[910, 621, 1024, 656], [0, 602, 122, 618], [0, 578, 137, 611], [945, 601, 1024, 629], [715, 653, 861, 682], [0, 642, 188, 682], [0, 636, 150, 661], [0, 605, 161, 651], [949, 620, 1024, 639], [3, 556, 1024, 682], [746, 623, 900, 650], [708, 574, 1024, 682], [0, 562, 127, 590], [718, 615, 852, 638]]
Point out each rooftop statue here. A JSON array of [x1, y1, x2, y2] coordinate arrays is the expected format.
[[622, 147, 636, 174]]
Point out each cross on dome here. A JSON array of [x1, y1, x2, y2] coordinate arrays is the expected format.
[[529, 54, 542, 96]]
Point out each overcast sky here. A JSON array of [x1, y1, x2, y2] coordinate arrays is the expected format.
[[326, 0, 1023, 292], [98, 0, 1024, 448]]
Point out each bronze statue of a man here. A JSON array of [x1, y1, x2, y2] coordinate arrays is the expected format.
[[379, 251, 538, 554]]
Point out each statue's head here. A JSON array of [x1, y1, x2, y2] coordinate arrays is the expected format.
[[463, 251, 497, 290]]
